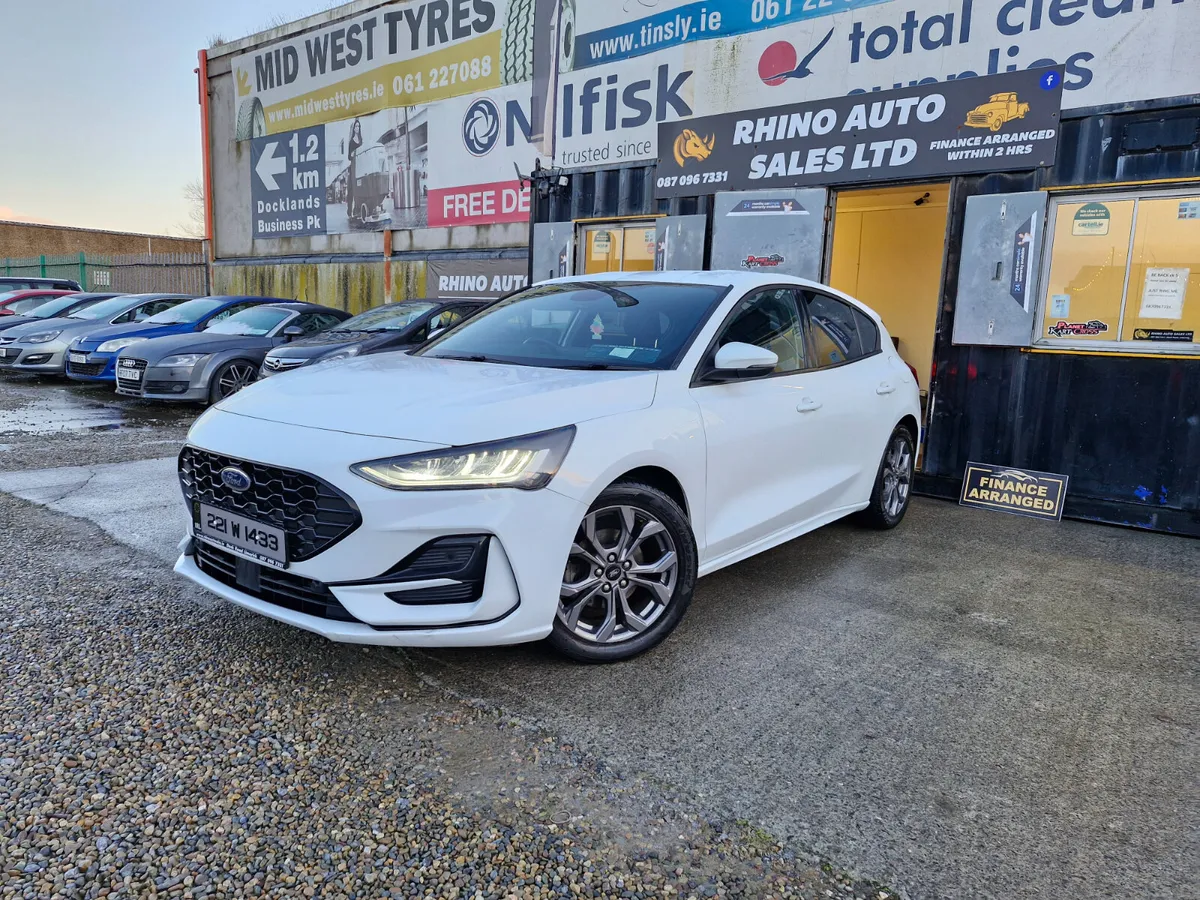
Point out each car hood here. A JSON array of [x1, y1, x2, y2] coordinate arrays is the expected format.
[[216, 352, 660, 445], [0, 315, 41, 332], [132, 332, 275, 361], [268, 332, 399, 361], [0, 316, 95, 342], [75, 321, 193, 347]]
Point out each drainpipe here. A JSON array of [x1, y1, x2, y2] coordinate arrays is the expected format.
[[196, 51, 216, 271], [383, 229, 393, 305]]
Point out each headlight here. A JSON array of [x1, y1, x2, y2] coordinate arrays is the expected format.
[[23, 330, 62, 344], [315, 345, 362, 365], [98, 337, 147, 353], [351, 426, 575, 491], [159, 353, 209, 367]]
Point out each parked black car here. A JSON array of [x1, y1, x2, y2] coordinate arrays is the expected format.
[[0, 276, 82, 292], [115, 302, 351, 404], [259, 299, 484, 376]]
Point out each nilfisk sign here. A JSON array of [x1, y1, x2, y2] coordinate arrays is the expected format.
[[655, 67, 1062, 198]]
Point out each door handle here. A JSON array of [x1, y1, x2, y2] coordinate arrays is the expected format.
[[797, 397, 822, 413], [876, 382, 896, 395]]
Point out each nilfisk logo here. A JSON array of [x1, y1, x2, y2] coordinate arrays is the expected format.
[[463, 98, 500, 157]]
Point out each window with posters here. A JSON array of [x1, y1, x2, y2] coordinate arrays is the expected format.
[[580, 222, 659, 274], [1036, 190, 1200, 352]]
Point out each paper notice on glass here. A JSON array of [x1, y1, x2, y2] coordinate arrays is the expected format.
[[1139, 268, 1188, 320]]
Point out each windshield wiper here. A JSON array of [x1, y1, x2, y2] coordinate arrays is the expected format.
[[437, 353, 495, 363], [553, 362, 627, 370]]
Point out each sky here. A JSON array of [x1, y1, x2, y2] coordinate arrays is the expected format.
[[0, 1, 337, 237]]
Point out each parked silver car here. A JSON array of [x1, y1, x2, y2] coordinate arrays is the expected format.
[[115, 302, 350, 403], [0, 294, 191, 374]]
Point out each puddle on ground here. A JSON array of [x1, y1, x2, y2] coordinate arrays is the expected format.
[[0, 384, 195, 436]]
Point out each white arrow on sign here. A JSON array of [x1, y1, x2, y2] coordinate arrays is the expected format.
[[255, 141, 287, 191]]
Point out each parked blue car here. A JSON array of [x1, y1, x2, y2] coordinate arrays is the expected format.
[[66, 296, 282, 382]]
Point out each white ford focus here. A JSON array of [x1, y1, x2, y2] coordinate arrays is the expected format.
[[176, 271, 920, 662]]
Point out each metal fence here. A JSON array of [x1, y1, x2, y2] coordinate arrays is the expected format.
[[2, 252, 209, 295]]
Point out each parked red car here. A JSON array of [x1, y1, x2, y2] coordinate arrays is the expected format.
[[0, 289, 75, 317]]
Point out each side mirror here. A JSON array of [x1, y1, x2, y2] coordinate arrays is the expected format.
[[710, 342, 778, 380], [282, 325, 304, 340]]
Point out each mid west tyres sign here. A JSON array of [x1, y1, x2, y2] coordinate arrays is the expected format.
[[655, 67, 1063, 198]]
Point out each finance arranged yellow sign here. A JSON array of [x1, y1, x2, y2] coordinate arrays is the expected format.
[[959, 462, 1069, 521]]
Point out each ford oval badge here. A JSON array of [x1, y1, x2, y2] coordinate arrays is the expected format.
[[220, 466, 252, 492]]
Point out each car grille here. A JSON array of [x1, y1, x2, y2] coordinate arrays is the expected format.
[[0, 348, 19, 362], [144, 380, 182, 394], [966, 113, 991, 125], [194, 541, 357, 622], [68, 360, 106, 377], [116, 358, 147, 393], [179, 447, 361, 563], [263, 357, 305, 372]]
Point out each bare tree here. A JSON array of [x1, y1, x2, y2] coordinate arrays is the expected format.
[[177, 179, 207, 239]]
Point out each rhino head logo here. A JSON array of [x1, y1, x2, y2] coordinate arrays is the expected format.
[[673, 129, 716, 167]]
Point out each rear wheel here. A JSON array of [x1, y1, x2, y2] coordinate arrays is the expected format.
[[857, 426, 915, 529], [549, 482, 696, 663], [208, 360, 258, 405]]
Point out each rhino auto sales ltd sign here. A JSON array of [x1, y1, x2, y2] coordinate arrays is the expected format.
[[655, 67, 1063, 198]]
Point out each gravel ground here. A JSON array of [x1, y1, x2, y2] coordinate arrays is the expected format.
[[0, 380, 193, 471], [0, 471, 893, 898]]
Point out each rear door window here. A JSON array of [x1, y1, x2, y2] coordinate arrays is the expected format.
[[802, 292, 877, 368]]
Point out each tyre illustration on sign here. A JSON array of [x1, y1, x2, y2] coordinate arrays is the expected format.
[[502, 0, 575, 155], [965, 93, 1031, 131], [235, 96, 266, 142]]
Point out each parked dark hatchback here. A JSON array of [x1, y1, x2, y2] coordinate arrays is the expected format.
[[259, 299, 485, 376], [0, 276, 81, 292]]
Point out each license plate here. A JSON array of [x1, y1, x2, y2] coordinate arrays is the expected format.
[[119, 365, 142, 381], [194, 502, 287, 569], [69, 352, 88, 365]]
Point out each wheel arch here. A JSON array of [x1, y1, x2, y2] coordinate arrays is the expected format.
[[897, 413, 919, 444], [610, 465, 691, 520]]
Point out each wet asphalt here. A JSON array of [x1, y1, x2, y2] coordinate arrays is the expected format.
[[0, 374, 1197, 899]]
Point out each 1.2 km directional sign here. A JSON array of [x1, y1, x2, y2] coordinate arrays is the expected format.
[[250, 126, 326, 239]]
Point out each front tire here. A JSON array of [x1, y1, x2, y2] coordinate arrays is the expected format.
[[549, 481, 697, 663], [857, 425, 916, 529], [208, 359, 258, 405]]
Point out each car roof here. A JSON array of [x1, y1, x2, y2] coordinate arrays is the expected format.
[[533, 271, 883, 322], [0, 289, 73, 298], [255, 301, 350, 314]]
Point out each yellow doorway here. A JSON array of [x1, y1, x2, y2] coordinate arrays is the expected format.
[[829, 184, 949, 397]]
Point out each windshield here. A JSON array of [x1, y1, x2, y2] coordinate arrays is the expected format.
[[416, 281, 728, 370], [205, 307, 292, 336], [32, 296, 100, 318], [335, 301, 437, 333], [6, 296, 56, 314], [145, 298, 224, 324], [68, 296, 136, 321]]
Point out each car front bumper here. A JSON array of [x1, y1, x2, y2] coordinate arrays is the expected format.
[[65, 350, 119, 382], [174, 410, 584, 646], [116, 359, 211, 401], [0, 340, 69, 373]]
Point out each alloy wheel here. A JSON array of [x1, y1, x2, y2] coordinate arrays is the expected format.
[[882, 435, 913, 518], [558, 504, 679, 645], [217, 362, 257, 398]]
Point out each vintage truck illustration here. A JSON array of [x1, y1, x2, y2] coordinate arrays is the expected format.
[[965, 93, 1031, 131]]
